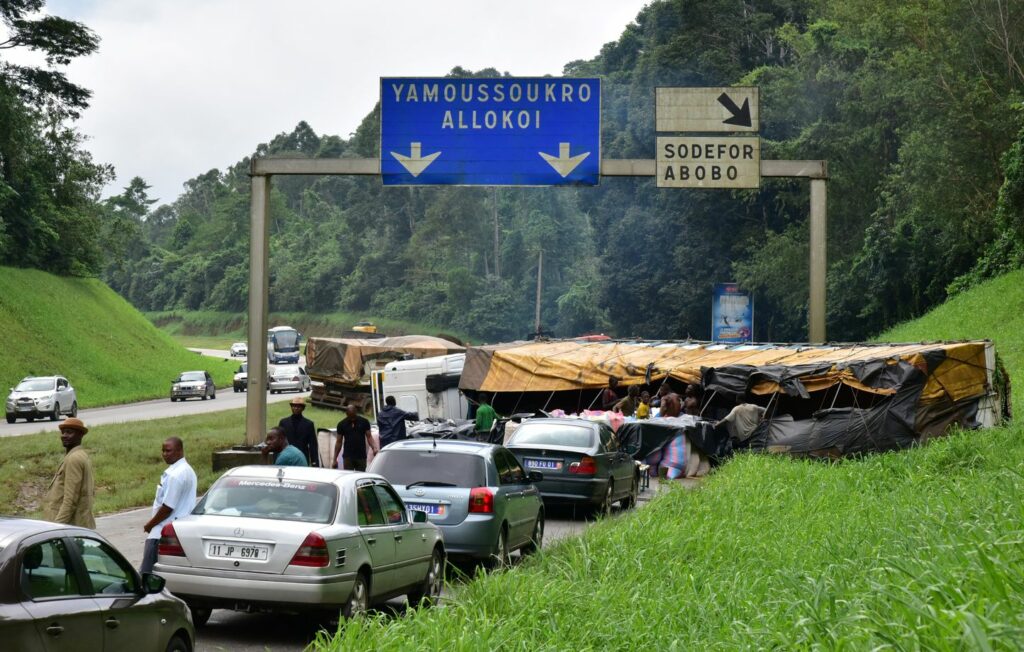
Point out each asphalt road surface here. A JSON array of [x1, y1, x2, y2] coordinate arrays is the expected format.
[[0, 349, 305, 439], [97, 487, 662, 652]]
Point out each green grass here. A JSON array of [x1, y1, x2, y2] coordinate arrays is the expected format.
[[0, 267, 238, 407], [0, 401, 344, 516], [309, 268, 1024, 650], [147, 310, 471, 345], [878, 268, 1024, 405]]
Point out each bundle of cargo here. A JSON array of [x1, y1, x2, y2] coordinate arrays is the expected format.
[[306, 335, 465, 410]]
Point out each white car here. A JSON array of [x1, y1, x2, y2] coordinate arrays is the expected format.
[[268, 365, 311, 394], [5, 376, 78, 424], [155, 466, 445, 624], [229, 342, 248, 357]]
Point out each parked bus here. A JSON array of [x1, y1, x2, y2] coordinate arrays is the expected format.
[[267, 326, 302, 364]]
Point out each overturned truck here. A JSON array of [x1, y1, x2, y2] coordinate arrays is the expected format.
[[306, 335, 465, 410], [459, 339, 1009, 459]]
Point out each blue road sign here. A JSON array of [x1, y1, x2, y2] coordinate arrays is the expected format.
[[380, 77, 600, 186]]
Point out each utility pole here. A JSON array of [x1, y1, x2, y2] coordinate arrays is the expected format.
[[534, 249, 543, 335], [492, 187, 501, 278]]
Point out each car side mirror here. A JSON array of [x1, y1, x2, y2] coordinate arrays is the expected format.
[[411, 510, 428, 523], [142, 572, 165, 594], [527, 470, 544, 483]]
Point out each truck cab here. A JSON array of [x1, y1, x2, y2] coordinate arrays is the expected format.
[[371, 354, 468, 421]]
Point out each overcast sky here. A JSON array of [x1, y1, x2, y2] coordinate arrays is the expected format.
[[27, 0, 650, 204]]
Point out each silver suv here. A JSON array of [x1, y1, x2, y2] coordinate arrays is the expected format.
[[5, 376, 78, 424]]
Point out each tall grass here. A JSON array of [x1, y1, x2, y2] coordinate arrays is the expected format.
[[0, 267, 237, 407], [0, 402, 343, 516]]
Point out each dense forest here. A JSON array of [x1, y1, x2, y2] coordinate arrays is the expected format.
[[4, 0, 1024, 343]]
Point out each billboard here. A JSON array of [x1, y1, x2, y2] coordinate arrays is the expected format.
[[712, 283, 753, 343]]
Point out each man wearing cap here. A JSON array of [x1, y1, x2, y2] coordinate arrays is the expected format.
[[140, 437, 197, 574], [43, 418, 95, 528], [278, 397, 319, 467]]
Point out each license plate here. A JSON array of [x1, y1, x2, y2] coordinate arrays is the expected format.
[[406, 503, 446, 516], [526, 458, 562, 471], [16, 406, 33, 412], [206, 541, 269, 561]]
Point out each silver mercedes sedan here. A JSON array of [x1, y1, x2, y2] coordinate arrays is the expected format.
[[154, 466, 445, 624]]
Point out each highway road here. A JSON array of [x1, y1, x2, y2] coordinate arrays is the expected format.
[[0, 349, 305, 438]]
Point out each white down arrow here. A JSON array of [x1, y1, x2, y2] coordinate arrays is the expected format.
[[538, 143, 590, 178], [391, 142, 441, 177]]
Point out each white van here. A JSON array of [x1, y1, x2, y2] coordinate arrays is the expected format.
[[371, 353, 468, 421]]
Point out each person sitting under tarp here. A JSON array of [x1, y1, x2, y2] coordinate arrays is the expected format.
[[615, 385, 640, 417], [716, 403, 766, 444], [683, 384, 702, 416]]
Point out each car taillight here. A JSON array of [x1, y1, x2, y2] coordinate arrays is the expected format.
[[569, 456, 597, 475], [289, 532, 329, 567], [158, 523, 185, 557], [468, 487, 494, 514], [292, 376, 300, 381]]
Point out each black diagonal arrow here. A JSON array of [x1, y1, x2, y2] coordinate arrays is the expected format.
[[717, 92, 752, 127]]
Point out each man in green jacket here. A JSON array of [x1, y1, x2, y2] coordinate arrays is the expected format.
[[43, 418, 95, 528], [261, 427, 308, 466], [475, 393, 498, 439]]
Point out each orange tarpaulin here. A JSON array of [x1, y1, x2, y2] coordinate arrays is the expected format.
[[460, 340, 990, 404]]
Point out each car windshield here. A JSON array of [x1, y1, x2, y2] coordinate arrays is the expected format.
[[238, 363, 248, 373], [15, 379, 56, 392], [370, 450, 486, 487], [510, 424, 596, 449], [194, 477, 338, 523], [178, 372, 205, 382], [233, 343, 246, 348], [275, 366, 300, 375]]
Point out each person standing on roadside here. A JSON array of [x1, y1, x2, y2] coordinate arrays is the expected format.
[[261, 427, 308, 467], [474, 393, 498, 438], [333, 405, 376, 471], [278, 397, 319, 466], [377, 395, 419, 449], [43, 418, 95, 528], [140, 437, 197, 575]]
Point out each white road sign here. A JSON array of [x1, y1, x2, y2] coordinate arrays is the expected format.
[[656, 87, 759, 133], [656, 136, 761, 189]]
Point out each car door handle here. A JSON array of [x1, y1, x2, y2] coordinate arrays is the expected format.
[[46, 624, 64, 636], [105, 617, 120, 629], [366, 537, 376, 545], [394, 534, 403, 542]]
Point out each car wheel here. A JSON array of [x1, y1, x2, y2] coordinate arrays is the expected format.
[[211, 389, 216, 400], [187, 602, 211, 628], [201, 392, 207, 401], [5, 414, 15, 424], [486, 525, 511, 570], [408, 547, 444, 607], [50, 403, 60, 421], [343, 572, 370, 619], [165, 634, 191, 652], [593, 482, 614, 519], [521, 513, 544, 556], [621, 475, 639, 510], [26, 416, 34, 422], [70, 401, 77, 417]]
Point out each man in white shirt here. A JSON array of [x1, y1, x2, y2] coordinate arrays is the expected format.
[[140, 436, 197, 574]]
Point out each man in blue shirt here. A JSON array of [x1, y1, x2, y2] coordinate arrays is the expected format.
[[377, 396, 419, 449], [261, 427, 307, 467]]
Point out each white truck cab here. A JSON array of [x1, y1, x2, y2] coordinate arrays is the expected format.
[[371, 353, 468, 421]]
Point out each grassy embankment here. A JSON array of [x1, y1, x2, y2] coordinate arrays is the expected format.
[[0, 267, 237, 407], [0, 401, 344, 516], [309, 271, 1024, 650], [147, 310, 472, 350]]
